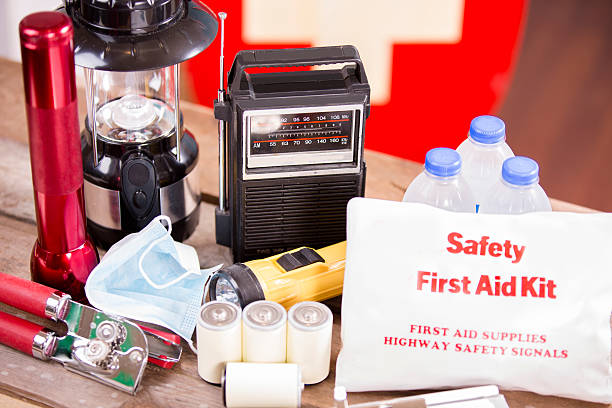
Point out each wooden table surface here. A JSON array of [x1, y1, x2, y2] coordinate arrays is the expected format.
[[0, 57, 607, 408]]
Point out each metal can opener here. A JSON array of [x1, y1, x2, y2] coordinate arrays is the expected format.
[[0, 272, 150, 394]]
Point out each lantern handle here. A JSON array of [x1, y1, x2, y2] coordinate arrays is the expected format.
[[174, 66, 181, 162], [86, 69, 100, 167]]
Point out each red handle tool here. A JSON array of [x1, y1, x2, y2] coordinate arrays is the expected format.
[[0, 272, 181, 368], [137, 324, 182, 369], [0, 310, 53, 358], [0, 272, 70, 320]]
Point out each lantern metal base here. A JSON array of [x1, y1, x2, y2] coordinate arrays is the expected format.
[[81, 127, 201, 249]]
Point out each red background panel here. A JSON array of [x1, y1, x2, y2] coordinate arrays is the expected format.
[[187, 0, 527, 163]]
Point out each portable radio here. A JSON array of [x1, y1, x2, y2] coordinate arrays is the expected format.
[[214, 41, 370, 261]]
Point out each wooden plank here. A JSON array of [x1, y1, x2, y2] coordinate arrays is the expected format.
[[0, 57, 608, 408], [0, 138, 35, 225], [0, 391, 44, 408], [0, 135, 231, 407], [0, 210, 227, 408], [0, 57, 413, 203], [0, 57, 598, 211], [0, 135, 607, 408]]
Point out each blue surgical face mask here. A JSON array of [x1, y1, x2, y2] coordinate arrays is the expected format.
[[85, 216, 221, 352]]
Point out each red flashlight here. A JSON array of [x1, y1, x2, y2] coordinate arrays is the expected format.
[[19, 12, 98, 302]]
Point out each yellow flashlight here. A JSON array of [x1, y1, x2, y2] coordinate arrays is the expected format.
[[209, 241, 346, 310]]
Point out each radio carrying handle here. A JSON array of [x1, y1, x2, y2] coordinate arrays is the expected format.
[[227, 45, 368, 92]]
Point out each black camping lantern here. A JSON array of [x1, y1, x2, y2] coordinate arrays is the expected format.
[[62, 0, 218, 248]]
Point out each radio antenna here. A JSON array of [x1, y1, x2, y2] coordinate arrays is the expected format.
[[218, 12, 227, 92], [217, 11, 227, 211]]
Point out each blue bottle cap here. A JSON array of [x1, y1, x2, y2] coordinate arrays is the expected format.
[[469, 115, 506, 144], [502, 156, 539, 186], [425, 148, 461, 177]]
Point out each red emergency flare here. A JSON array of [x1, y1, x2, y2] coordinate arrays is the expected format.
[[19, 11, 98, 302]]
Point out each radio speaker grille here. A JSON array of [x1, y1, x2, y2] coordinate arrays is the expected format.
[[240, 176, 361, 258]]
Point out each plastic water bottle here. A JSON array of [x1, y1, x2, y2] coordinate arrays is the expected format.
[[403, 148, 476, 212], [480, 156, 552, 214], [456, 115, 514, 212]]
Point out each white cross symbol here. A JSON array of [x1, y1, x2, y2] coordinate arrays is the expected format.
[[243, 0, 464, 104]]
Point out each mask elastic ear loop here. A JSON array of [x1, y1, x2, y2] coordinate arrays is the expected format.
[[138, 216, 202, 290], [202, 270, 216, 303], [155, 215, 172, 235], [187, 339, 198, 355], [188, 268, 224, 356]]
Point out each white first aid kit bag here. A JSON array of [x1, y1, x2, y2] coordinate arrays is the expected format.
[[336, 198, 612, 403]]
